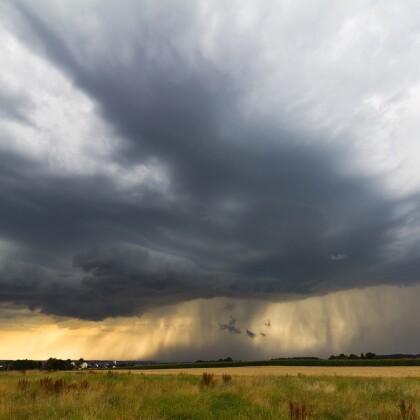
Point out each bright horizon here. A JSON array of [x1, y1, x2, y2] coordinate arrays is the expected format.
[[1, 285, 419, 361]]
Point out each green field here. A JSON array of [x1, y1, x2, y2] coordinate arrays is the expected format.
[[120, 358, 420, 370], [0, 370, 418, 419]]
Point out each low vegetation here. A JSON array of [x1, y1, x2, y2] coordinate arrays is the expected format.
[[221, 373, 232, 384], [200, 372, 215, 388], [0, 369, 418, 419], [120, 358, 420, 370], [288, 401, 313, 420], [132, 365, 420, 378]]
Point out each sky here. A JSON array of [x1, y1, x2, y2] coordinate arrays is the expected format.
[[0, 0, 419, 361]]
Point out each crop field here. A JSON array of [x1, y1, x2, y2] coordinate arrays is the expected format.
[[122, 365, 420, 378], [0, 368, 418, 419]]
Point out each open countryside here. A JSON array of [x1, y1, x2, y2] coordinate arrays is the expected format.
[[2, 1, 420, 418], [120, 365, 420, 378], [1, 367, 418, 419]]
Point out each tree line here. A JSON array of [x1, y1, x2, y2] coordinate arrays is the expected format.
[[329, 352, 377, 360], [1, 358, 73, 371]]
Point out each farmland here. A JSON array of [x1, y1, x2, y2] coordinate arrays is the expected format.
[[0, 368, 418, 419], [121, 365, 420, 378], [119, 358, 420, 370]]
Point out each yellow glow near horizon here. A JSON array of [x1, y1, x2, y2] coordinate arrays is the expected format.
[[0, 284, 419, 360]]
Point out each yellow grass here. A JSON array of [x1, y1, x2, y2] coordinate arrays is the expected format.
[[120, 365, 420, 377], [0, 369, 418, 418]]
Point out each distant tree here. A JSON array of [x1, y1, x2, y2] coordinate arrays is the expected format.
[[365, 352, 376, 359], [43, 358, 73, 371], [10, 359, 41, 370], [329, 353, 361, 360]]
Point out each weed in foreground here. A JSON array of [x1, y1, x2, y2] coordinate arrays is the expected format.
[[399, 400, 417, 420], [37, 377, 89, 394], [289, 401, 313, 420], [39, 377, 63, 393], [221, 374, 232, 384], [17, 379, 30, 391], [200, 372, 215, 388], [80, 379, 89, 390]]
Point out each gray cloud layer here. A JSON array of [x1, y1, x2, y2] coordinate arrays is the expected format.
[[1, 1, 420, 320]]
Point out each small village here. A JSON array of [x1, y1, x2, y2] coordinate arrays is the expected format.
[[0, 358, 156, 371]]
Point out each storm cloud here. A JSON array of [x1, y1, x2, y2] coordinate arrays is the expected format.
[[1, 0, 420, 322]]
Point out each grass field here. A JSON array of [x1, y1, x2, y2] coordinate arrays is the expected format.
[[0, 368, 418, 419], [121, 365, 420, 378]]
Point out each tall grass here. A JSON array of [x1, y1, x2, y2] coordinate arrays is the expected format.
[[200, 372, 215, 387], [221, 373, 232, 384], [0, 370, 418, 419], [288, 401, 313, 420], [400, 400, 417, 420]]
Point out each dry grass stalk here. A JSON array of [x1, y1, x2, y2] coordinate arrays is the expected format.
[[221, 374, 232, 384], [80, 379, 89, 390], [17, 379, 30, 391], [200, 372, 215, 387], [289, 401, 313, 420], [37, 377, 89, 394], [399, 400, 417, 420]]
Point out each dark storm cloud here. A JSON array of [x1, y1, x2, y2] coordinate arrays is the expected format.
[[0, 242, 225, 321], [0, 1, 420, 320]]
